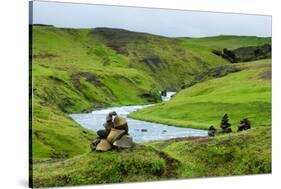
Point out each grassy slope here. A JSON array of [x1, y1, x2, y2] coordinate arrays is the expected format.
[[179, 35, 271, 50], [32, 26, 232, 160], [31, 26, 160, 160], [129, 59, 271, 130], [147, 126, 271, 178], [32, 144, 180, 188], [92, 28, 229, 87], [32, 127, 271, 187]]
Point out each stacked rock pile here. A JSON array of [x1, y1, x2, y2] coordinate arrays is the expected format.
[[237, 118, 251, 131], [208, 114, 252, 137], [208, 125, 216, 137], [90, 111, 134, 152], [220, 114, 232, 133]]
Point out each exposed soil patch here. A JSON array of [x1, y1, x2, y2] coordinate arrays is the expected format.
[[71, 72, 102, 87], [142, 55, 163, 73], [90, 28, 147, 56], [182, 65, 241, 89], [162, 136, 209, 143], [33, 52, 57, 59], [48, 75, 68, 85], [258, 70, 271, 80]]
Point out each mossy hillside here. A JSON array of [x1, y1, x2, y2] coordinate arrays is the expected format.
[[129, 59, 271, 130], [31, 26, 162, 160], [32, 100, 96, 160], [32, 61, 163, 160], [91, 28, 233, 88]]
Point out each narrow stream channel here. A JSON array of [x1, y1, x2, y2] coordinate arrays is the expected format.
[[70, 92, 208, 143]]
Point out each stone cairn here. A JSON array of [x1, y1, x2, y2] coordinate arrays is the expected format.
[[208, 125, 216, 137], [237, 118, 251, 132], [220, 114, 232, 133], [90, 111, 134, 152], [208, 114, 251, 137]]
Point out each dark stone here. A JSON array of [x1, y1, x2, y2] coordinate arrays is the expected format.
[[221, 127, 232, 133], [208, 125, 216, 137], [97, 129, 109, 139], [208, 130, 215, 136], [221, 122, 231, 129], [220, 114, 232, 133], [90, 138, 101, 151], [106, 111, 117, 122], [96, 139, 112, 152], [113, 135, 134, 148], [237, 118, 251, 132], [141, 129, 148, 132], [103, 122, 114, 131]]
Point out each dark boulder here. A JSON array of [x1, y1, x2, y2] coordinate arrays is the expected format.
[[237, 118, 251, 132], [220, 114, 232, 133], [113, 135, 134, 148], [90, 138, 101, 151], [97, 129, 109, 139], [221, 127, 232, 133], [208, 125, 216, 137]]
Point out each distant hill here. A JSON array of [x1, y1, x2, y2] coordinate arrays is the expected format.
[[213, 44, 271, 63], [178, 35, 271, 50]]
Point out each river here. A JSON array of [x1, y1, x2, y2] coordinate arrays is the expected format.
[[69, 92, 208, 143]]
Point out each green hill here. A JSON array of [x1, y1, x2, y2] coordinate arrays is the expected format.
[[179, 35, 271, 50], [129, 59, 271, 129]]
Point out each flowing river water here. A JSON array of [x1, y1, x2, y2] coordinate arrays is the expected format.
[[70, 92, 208, 143]]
